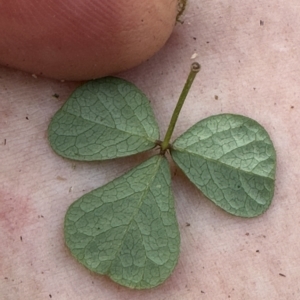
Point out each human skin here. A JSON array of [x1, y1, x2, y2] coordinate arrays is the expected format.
[[1, 0, 300, 299], [0, 0, 177, 80]]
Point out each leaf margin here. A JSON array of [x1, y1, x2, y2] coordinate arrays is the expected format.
[[64, 154, 180, 289], [170, 113, 276, 217], [48, 76, 160, 161]]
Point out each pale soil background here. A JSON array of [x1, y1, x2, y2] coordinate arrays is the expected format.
[[1, 0, 300, 299]]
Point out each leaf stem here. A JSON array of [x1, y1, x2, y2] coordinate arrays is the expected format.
[[160, 62, 201, 154]]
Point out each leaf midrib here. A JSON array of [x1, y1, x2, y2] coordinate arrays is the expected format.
[[172, 147, 274, 180], [62, 109, 158, 143], [106, 156, 163, 276]]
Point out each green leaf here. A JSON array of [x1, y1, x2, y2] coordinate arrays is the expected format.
[[48, 77, 160, 161], [171, 114, 276, 217], [64, 155, 180, 289]]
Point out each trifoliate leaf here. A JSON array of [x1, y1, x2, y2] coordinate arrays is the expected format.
[[171, 114, 276, 217], [64, 155, 180, 289], [48, 77, 160, 160]]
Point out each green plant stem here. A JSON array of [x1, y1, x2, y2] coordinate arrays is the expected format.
[[160, 62, 201, 154]]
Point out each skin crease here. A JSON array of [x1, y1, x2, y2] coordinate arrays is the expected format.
[[0, 0, 178, 81]]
